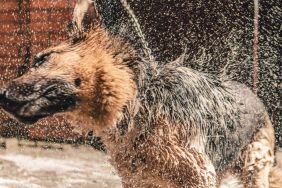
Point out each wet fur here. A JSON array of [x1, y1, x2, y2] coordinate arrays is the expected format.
[[61, 27, 279, 187], [0, 0, 281, 187]]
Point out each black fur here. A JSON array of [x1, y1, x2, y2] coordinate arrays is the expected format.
[[96, 0, 281, 146], [119, 58, 266, 170]]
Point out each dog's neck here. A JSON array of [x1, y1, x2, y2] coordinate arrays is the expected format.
[[68, 28, 142, 138]]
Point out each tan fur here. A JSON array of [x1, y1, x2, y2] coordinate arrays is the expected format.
[[3, 1, 281, 187], [106, 120, 217, 187], [36, 28, 136, 135], [218, 116, 282, 188], [240, 115, 275, 188], [11, 20, 280, 188], [219, 150, 282, 188], [269, 151, 282, 188], [27, 19, 281, 188]]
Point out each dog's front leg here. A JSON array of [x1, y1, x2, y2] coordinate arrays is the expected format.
[[133, 142, 217, 188]]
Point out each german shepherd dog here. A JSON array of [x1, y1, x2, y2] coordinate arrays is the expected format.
[[0, 0, 281, 187]]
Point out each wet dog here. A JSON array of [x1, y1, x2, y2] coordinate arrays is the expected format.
[[0, 0, 281, 187]]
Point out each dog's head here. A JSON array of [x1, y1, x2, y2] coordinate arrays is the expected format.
[[0, 0, 135, 126]]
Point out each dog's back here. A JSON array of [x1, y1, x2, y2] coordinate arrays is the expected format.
[[124, 59, 268, 170]]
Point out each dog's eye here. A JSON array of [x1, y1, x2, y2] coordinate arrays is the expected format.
[[74, 78, 82, 87], [32, 53, 50, 68]]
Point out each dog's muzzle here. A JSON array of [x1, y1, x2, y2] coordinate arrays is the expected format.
[[0, 81, 77, 124]]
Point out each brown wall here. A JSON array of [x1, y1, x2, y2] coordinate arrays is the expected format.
[[0, 0, 86, 142], [0, 0, 74, 80]]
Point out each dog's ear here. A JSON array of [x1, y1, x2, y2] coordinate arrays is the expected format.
[[68, 0, 101, 40]]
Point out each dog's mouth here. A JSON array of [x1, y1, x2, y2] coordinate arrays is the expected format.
[[16, 114, 48, 124], [0, 81, 76, 124], [17, 98, 75, 124]]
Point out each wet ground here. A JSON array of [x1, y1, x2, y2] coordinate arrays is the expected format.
[[0, 139, 122, 188]]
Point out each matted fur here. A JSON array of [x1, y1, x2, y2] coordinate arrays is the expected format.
[[120, 58, 260, 170], [0, 1, 281, 187]]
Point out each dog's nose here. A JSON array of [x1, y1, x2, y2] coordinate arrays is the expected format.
[[0, 88, 7, 101]]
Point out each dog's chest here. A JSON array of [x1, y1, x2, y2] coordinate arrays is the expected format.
[[106, 138, 148, 179], [106, 124, 208, 178]]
